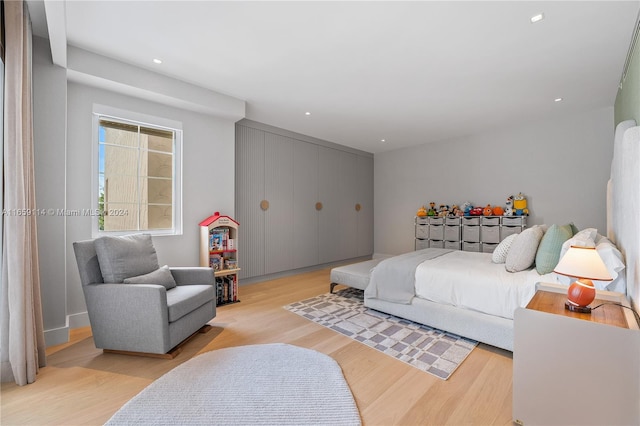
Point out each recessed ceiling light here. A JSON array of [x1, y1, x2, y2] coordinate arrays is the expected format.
[[554, 97, 563, 102], [530, 13, 545, 23], [381, 139, 386, 143], [305, 112, 311, 116], [153, 58, 163, 64]]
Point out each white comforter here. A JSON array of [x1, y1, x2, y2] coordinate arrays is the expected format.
[[414, 250, 558, 320]]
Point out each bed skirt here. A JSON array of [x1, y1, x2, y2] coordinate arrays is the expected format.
[[364, 296, 514, 351]]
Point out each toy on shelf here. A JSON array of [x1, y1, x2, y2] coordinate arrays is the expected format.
[[504, 195, 514, 216], [438, 204, 450, 217], [470, 206, 483, 216], [514, 192, 529, 216], [427, 202, 437, 216], [483, 204, 493, 216], [462, 202, 473, 216], [492, 205, 504, 216], [451, 204, 463, 217], [416, 205, 428, 217]]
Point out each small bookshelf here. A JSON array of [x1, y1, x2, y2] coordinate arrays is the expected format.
[[199, 212, 240, 306]]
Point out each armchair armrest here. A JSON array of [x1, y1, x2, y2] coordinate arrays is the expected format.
[[83, 283, 171, 353], [170, 267, 215, 286]]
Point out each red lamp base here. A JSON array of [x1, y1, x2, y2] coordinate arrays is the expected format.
[[564, 301, 592, 313], [565, 278, 596, 314]]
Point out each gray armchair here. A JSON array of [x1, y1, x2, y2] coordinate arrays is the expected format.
[[73, 234, 216, 358]]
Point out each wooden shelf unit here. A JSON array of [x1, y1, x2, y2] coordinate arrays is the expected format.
[[199, 212, 240, 306]]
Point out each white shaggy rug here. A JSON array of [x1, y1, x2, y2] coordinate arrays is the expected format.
[[105, 343, 361, 426]]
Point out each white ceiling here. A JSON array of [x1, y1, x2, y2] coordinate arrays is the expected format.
[[31, 1, 639, 153]]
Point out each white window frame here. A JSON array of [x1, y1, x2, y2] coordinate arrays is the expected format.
[[91, 104, 183, 237]]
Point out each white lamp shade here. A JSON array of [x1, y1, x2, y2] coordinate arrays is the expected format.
[[553, 246, 613, 281]]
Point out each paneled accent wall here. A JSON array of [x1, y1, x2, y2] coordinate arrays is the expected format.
[[235, 125, 265, 278], [236, 120, 374, 281]]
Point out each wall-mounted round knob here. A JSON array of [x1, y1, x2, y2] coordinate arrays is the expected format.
[[355, 203, 362, 212], [315, 202, 323, 211], [260, 200, 269, 211]]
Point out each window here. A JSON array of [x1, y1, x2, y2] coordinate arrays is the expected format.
[[92, 105, 182, 236]]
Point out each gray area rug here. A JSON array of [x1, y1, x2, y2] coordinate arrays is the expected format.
[[105, 343, 361, 425], [285, 288, 477, 380]]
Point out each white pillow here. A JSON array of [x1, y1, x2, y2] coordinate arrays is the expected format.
[[555, 235, 626, 293], [559, 228, 597, 258], [596, 238, 626, 293], [492, 233, 518, 264], [505, 226, 545, 272]]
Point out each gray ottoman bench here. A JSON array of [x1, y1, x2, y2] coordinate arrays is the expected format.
[[329, 256, 390, 293]]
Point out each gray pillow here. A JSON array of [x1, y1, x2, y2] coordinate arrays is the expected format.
[[94, 234, 159, 283], [505, 226, 545, 273], [123, 265, 177, 290]]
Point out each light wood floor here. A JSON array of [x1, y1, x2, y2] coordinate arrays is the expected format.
[[1, 268, 514, 425]]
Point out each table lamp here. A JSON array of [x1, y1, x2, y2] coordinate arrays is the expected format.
[[553, 246, 612, 313]]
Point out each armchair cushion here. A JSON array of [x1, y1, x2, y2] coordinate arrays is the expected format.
[[124, 265, 177, 290], [166, 285, 216, 322], [95, 234, 159, 283]]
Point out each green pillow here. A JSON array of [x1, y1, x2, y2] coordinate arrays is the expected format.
[[535, 224, 574, 274]]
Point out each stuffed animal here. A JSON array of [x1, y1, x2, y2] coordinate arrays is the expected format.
[[514, 192, 529, 216], [470, 206, 483, 216], [416, 205, 427, 217], [451, 204, 463, 217], [483, 204, 493, 216], [462, 202, 473, 216], [438, 204, 450, 217], [427, 202, 437, 216], [504, 195, 514, 216], [492, 205, 504, 216]]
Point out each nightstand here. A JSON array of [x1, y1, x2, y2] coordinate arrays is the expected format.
[[525, 289, 629, 328], [513, 284, 640, 426]]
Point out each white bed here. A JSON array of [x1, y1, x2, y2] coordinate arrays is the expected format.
[[364, 120, 639, 351], [414, 250, 555, 320]]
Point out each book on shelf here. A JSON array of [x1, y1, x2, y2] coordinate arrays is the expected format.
[[223, 275, 237, 303], [209, 227, 232, 252], [210, 254, 223, 271], [224, 276, 233, 303], [232, 274, 238, 302], [209, 229, 225, 251], [215, 277, 224, 305], [224, 258, 238, 270]]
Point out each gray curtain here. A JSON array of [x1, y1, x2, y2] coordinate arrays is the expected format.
[[0, 0, 46, 386]]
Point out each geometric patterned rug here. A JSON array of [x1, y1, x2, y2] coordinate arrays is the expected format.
[[284, 288, 477, 380]]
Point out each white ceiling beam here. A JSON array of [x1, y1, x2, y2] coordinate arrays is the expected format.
[[43, 0, 67, 68], [67, 46, 246, 121]]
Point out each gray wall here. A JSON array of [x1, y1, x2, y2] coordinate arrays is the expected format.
[[374, 106, 615, 255], [32, 37, 68, 342], [32, 38, 239, 346], [65, 83, 236, 316]]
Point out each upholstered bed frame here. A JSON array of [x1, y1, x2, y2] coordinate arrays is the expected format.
[[363, 120, 640, 351]]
